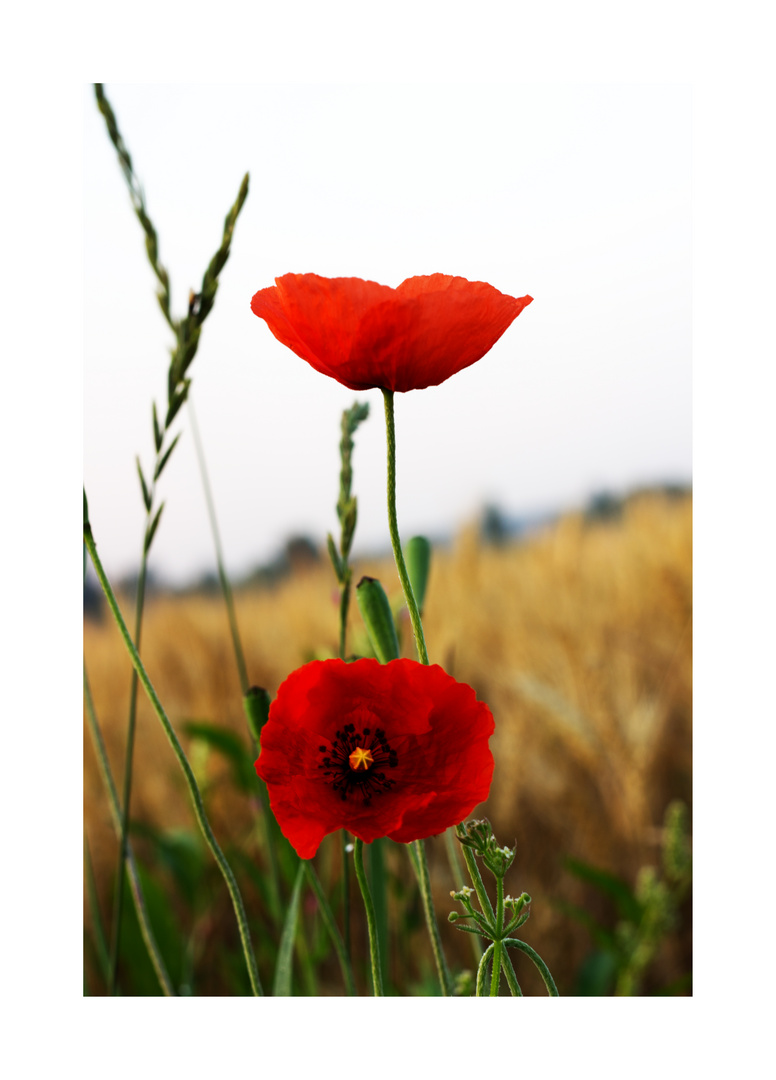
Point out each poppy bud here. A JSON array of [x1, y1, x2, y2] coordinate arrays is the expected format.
[[404, 536, 431, 614], [243, 686, 271, 749], [356, 576, 400, 663]]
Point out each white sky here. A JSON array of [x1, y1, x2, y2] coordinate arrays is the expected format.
[[84, 83, 691, 585]]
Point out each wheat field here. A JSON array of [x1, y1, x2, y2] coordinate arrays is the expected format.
[[84, 491, 691, 994]]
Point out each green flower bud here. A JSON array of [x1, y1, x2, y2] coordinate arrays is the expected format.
[[404, 536, 431, 614], [356, 576, 400, 663], [243, 686, 271, 749]]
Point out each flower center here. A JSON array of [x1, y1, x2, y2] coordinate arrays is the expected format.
[[318, 723, 398, 805], [348, 746, 374, 771]]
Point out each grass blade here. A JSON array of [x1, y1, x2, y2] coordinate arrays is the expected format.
[[273, 862, 306, 996]]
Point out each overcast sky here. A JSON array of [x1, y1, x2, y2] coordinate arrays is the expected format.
[[84, 83, 691, 586]]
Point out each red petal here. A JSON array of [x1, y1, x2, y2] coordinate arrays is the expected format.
[[250, 273, 532, 392], [255, 658, 495, 858]]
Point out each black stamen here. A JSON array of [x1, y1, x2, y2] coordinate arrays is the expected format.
[[317, 724, 399, 804]]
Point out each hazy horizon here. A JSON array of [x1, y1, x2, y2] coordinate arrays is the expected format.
[[85, 84, 691, 587]]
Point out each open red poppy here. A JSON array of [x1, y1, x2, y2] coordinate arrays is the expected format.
[[250, 273, 532, 392], [255, 658, 495, 859]]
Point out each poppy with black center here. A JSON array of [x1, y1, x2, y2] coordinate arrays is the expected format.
[[255, 658, 495, 859]]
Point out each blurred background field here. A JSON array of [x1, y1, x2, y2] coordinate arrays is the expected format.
[[84, 487, 691, 996]]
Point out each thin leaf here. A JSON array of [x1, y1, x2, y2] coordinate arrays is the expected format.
[[303, 863, 356, 995], [273, 862, 306, 996], [136, 457, 152, 512], [564, 856, 644, 924], [327, 532, 344, 582], [152, 403, 163, 452], [180, 719, 256, 793], [84, 837, 110, 984], [553, 897, 618, 952], [165, 380, 190, 428], [154, 432, 181, 481], [144, 501, 165, 553]]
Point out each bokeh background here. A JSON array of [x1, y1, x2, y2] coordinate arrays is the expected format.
[[84, 82, 692, 996], [84, 83, 691, 587]]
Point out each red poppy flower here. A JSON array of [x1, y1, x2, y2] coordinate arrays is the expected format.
[[250, 273, 532, 392], [255, 658, 495, 859]]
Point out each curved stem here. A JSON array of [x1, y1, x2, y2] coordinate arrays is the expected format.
[[381, 390, 429, 664], [476, 942, 495, 997], [353, 838, 383, 996], [84, 518, 262, 996], [504, 939, 559, 996]]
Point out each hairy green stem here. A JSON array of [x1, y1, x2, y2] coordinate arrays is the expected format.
[[476, 942, 495, 997], [490, 940, 503, 996], [504, 939, 559, 996], [84, 665, 175, 995], [337, 590, 352, 962], [444, 830, 483, 965], [382, 389, 453, 994], [353, 838, 384, 995], [381, 390, 428, 664], [455, 829, 522, 995], [84, 515, 262, 996]]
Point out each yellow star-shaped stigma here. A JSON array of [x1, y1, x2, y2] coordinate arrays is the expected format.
[[348, 746, 374, 772]]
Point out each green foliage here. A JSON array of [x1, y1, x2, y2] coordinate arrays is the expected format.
[[451, 820, 556, 996], [109, 851, 190, 996], [180, 719, 258, 794], [561, 800, 692, 995], [243, 687, 271, 749]]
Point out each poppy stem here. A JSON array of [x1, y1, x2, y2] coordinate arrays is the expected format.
[[381, 390, 429, 665], [353, 838, 384, 996], [412, 840, 454, 996], [381, 389, 455, 996]]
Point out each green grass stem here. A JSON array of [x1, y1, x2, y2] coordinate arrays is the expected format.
[[353, 839, 384, 996], [84, 509, 262, 996], [188, 395, 249, 693], [83, 665, 175, 995]]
